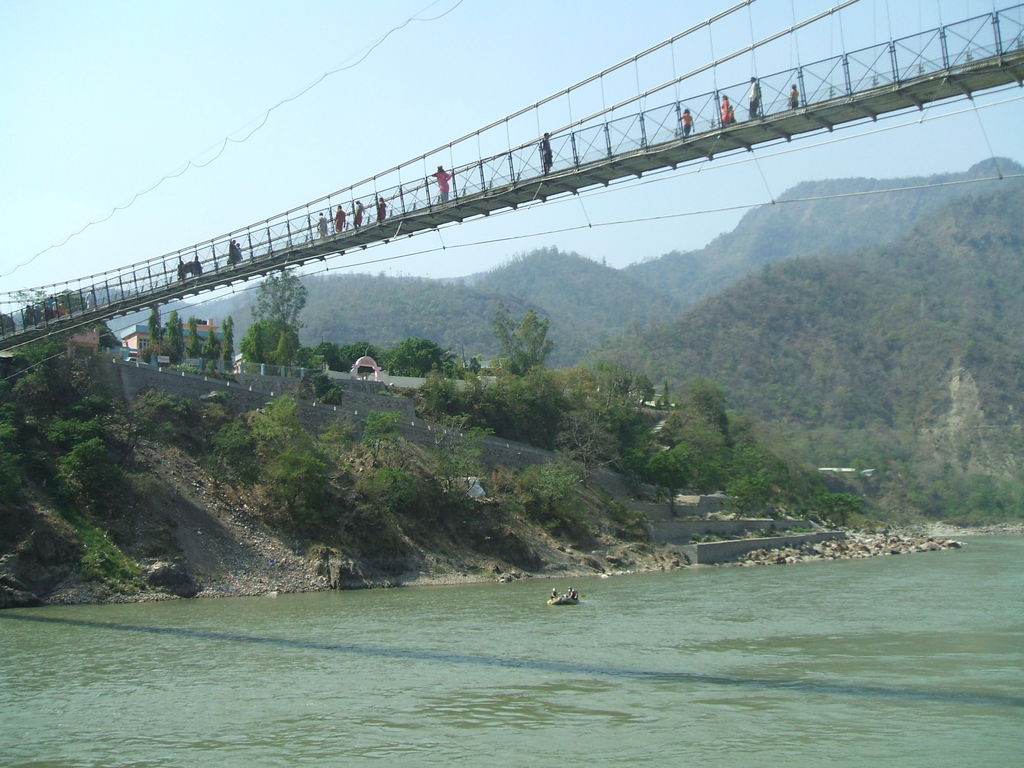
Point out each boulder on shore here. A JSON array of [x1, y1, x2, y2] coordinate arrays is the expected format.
[[144, 561, 198, 597]]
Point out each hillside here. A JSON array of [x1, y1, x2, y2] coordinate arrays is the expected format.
[[299, 274, 537, 362], [184, 160, 1018, 371], [592, 183, 1024, 518], [623, 158, 1021, 309], [196, 249, 678, 368], [0, 350, 688, 608], [466, 247, 679, 362]]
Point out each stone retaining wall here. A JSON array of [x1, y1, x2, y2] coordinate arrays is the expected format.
[[94, 357, 561, 470], [679, 532, 847, 565], [93, 358, 413, 432], [650, 518, 819, 544]]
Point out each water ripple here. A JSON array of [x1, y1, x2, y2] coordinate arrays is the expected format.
[[4, 613, 1021, 709]]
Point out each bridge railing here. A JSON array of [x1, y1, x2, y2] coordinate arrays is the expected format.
[[4, 3, 1024, 346]]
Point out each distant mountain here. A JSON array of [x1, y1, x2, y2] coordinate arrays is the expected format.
[[623, 158, 1022, 310], [591, 183, 1024, 507]]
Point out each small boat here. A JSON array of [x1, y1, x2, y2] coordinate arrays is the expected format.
[[546, 594, 580, 605]]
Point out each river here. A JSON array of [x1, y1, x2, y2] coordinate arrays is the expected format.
[[2, 536, 1021, 767]]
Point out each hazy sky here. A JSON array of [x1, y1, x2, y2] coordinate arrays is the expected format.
[[2, 0, 1022, 298]]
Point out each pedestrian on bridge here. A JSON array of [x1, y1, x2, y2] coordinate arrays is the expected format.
[[433, 165, 452, 203], [748, 77, 761, 119], [354, 200, 364, 228], [317, 214, 329, 238], [227, 240, 243, 265], [680, 108, 693, 137], [335, 205, 346, 233], [540, 132, 553, 174], [789, 84, 800, 109], [720, 95, 735, 126], [376, 197, 386, 224]]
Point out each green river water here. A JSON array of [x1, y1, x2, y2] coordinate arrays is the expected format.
[[2, 536, 1021, 767]]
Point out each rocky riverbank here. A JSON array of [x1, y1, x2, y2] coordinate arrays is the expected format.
[[11, 513, 1022, 608], [737, 531, 964, 566]]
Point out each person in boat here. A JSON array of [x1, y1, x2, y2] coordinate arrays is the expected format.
[[551, 588, 558, 599]]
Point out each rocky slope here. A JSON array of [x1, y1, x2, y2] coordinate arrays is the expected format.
[[1, 435, 691, 608]]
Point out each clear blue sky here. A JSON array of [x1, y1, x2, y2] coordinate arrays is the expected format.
[[2, 0, 1022, 297]]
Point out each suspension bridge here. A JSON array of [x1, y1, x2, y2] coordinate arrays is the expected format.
[[2, 0, 1023, 352]]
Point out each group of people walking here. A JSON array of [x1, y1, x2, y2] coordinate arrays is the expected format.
[[681, 79, 802, 136], [175, 78, 808, 287], [319, 196, 391, 238]]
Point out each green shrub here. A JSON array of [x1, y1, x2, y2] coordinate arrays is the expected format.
[[132, 389, 194, 442], [360, 467, 421, 515], [57, 437, 121, 500], [265, 447, 328, 520], [209, 420, 259, 483], [60, 506, 141, 592]]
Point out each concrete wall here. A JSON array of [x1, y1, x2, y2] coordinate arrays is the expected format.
[[649, 518, 819, 545], [94, 358, 413, 433], [94, 358, 565, 469], [679, 532, 847, 565]]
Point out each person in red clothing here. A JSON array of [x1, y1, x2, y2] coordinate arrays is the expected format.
[[720, 95, 735, 126], [354, 200, 364, 228], [334, 205, 346, 233], [376, 197, 386, 223], [432, 165, 452, 202]]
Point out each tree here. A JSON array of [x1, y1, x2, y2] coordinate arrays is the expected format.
[[221, 316, 234, 366], [203, 330, 221, 365], [147, 306, 164, 347], [271, 328, 299, 366], [239, 319, 299, 366], [385, 337, 454, 377], [165, 310, 184, 361], [815, 492, 863, 527], [429, 415, 488, 494], [726, 474, 772, 515], [239, 320, 278, 365], [491, 303, 553, 375], [681, 377, 729, 437], [670, 421, 730, 492], [254, 271, 307, 331], [556, 409, 617, 481], [248, 396, 327, 521], [646, 447, 689, 513], [417, 370, 462, 420], [186, 316, 201, 358]]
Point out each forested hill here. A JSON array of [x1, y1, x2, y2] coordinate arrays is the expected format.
[[300, 274, 534, 363], [590, 183, 1024, 513], [465, 247, 678, 361], [191, 158, 1020, 371], [203, 250, 678, 368], [623, 158, 1021, 310]]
